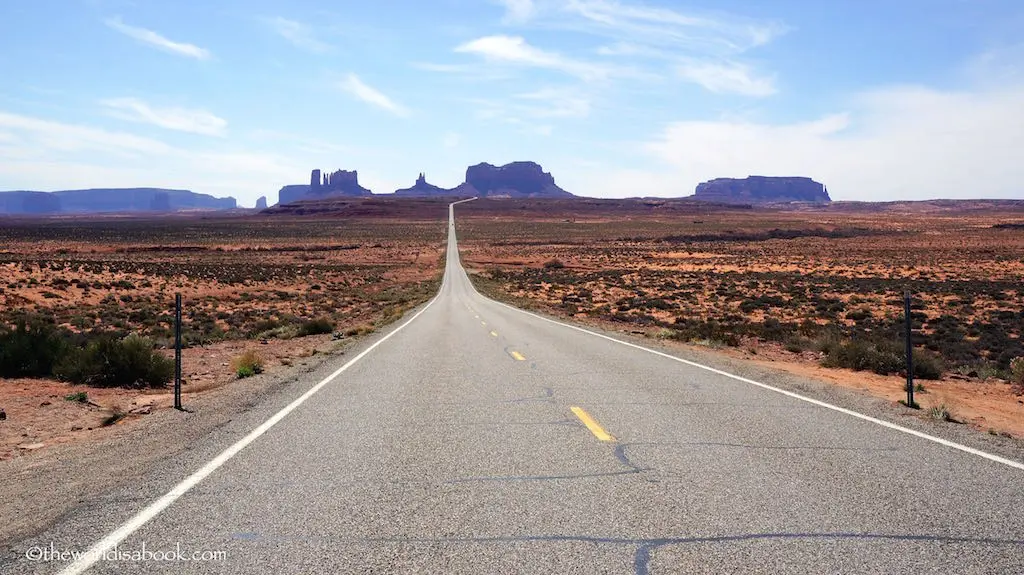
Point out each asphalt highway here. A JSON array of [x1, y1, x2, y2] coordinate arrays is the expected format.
[[12, 200, 1024, 573]]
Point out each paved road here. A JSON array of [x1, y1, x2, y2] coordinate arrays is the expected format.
[[13, 201, 1024, 573]]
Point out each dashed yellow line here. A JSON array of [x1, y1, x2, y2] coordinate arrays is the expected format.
[[481, 321, 487, 326], [570, 406, 616, 442], [490, 331, 498, 337], [510, 351, 526, 361]]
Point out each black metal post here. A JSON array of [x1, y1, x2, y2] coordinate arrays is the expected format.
[[904, 290, 914, 407], [174, 293, 182, 411]]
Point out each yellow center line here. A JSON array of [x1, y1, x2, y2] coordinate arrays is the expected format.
[[481, 321, 487, 326], [490, 331, 498, 337], [570, 406, 616, 442], [510, 351, 526, 361]]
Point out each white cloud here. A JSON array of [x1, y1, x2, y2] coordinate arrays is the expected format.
[[0, 111, 172, 157], [0, 110, 417, 207], [100, 98, 227, 136], [677, 60, 776, 96], [264, 17, 332, 53], [497, 0, 536, 23], [584, 84, 1024, 200], [468, 1, 785, 96], [339, 74, 411, 117], [0, 110, 309, 206], [455, 35, 611, 81], [104, 17, 210, 60], [557, 0, 787, 53]]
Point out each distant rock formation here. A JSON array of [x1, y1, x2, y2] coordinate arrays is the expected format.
[[0, 191, 61, 214], [277, 184, 309, 205], [693, 176, 830, 204], [279, 169, 373, 204], [393, 173, 460, 197], [0, 188, 236, 215], [150, 192, 172, 212], [317, 169, 372, 196], [255, 196, 268, 210], [452, 161, 573, 198], [277, 162, 572, 203]]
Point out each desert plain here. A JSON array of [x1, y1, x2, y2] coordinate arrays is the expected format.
[[1, 197, 1023, 462]]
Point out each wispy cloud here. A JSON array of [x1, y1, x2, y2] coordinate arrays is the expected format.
[[677, 60, 776, 97], [104, 17, 210, 60], [496, 0, 535, 24], [339, 74, 410, 117], [264, 17, 332, 53], [0, 111, 172, 157], [100, 98, 227, 136], [483, 0, 786, 96], [455, 35, 611, 81], [556, 0, 786, 53], [0, 110, 311, 204]]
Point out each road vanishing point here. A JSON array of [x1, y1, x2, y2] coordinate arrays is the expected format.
[[12, 200, 1024, 574]]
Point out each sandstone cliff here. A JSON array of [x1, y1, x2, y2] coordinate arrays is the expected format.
[[693, 176, 830, 204], [452, 161, 573, 198]]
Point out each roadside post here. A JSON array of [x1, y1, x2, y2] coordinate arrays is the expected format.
[[174, 293, 183, 411], [904, 290, 914, 408]]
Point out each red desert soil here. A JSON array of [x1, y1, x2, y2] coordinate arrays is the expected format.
[[0, 211, 446, 460]]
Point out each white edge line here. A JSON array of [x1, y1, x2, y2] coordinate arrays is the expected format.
[[58, 276, 445, 575], [488, 298, 1024, 471], [447, 212, 1024, 472]]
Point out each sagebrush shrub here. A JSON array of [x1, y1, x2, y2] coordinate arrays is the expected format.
[[0, 318, 69, 378], [56, 334, 173, 388], [297, 317, 333, 337], [232, 349, 264, 379]]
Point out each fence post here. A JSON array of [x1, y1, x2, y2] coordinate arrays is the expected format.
[[174, 293, 183, 411], [904, 290, 915, 408]]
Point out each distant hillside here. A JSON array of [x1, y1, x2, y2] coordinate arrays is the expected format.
[[693, 176, 830, 204], [0, 188, 236, 214]]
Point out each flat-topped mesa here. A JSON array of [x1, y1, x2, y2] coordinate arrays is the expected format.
[[693, 176, 831, 204], [455, 161, 573, 198], [393, 173, 460, 197], [0, 188, 236, 214], [255, 196, 268, 210]]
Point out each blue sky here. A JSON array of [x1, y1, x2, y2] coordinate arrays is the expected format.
[[1, 0, 1022, 206]]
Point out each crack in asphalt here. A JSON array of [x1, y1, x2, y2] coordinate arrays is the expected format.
[[224, 531, 1024, 575]]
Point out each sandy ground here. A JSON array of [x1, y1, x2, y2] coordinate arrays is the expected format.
[[0, 333, 337, 461], [720, 340, 1024, 438]]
